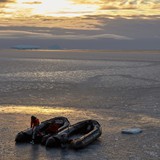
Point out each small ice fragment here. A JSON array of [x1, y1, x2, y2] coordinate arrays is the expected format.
[[121, 128, 142, 134]]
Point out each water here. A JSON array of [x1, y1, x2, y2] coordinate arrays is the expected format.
[[0, 50, 160, 160]]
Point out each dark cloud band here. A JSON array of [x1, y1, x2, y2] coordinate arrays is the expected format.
[[0, 0, 15, 3]]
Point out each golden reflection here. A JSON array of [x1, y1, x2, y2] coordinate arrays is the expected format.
[[0, 105, 102, 120], [139, 115, 160, 124], [0, 106, 75, 114]]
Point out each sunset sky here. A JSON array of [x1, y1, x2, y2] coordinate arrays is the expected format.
[[0, 0, 160, 50]]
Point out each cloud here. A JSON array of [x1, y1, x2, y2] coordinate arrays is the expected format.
[[0, 0, 15, 6], [0, 0, 159, 22], [71, 0, 100, 5], [90, 34, 133, 40], [101, 1, 160, 10], [69, 0, 160, 19], [23, 1, 42, 5], [71, 0, 160, 10], [0, 0, 14, 2], [0, 30, 132, 40], [0, 16, 103, 30], [0, 0, 15, 9], [0, 30, 52, 39], [0, 12, 160, 39], [0, 17, 160, 50], [48, 33, 132, 40], [71, 0, 160, 6]]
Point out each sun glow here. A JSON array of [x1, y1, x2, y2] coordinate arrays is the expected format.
[[0, 0, 159, 29], [5, 0, 98, 17], [1, 0, 159, 19]]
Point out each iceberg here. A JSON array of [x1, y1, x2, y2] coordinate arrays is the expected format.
[[121, 128, 143, 134], [11, 45, 40, 50], [49, 45, 63, 50]]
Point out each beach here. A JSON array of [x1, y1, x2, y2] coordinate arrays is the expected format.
[[0, 49, 160, 160]]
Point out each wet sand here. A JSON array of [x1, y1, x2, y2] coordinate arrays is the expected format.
[[0, 50, 160, 160]]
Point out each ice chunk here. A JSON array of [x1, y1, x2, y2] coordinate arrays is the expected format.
[[121, 128, 142, 134]]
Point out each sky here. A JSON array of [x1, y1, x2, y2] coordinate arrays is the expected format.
[[0, 0, 160, 50]]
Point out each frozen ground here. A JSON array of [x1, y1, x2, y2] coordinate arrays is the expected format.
[[0, 50, 160, 160]]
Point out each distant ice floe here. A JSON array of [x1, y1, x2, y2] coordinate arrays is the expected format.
[[11, 45, 40, 50], [49, 45, 63, 50], [11, 44, 63, 50]]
